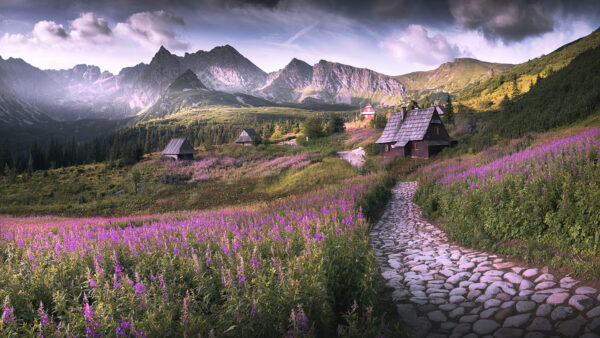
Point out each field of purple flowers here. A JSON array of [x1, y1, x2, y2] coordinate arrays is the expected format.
[[0, 175, 388, 336], [160, 153, 314, 182], [414, 128, 600, 273]]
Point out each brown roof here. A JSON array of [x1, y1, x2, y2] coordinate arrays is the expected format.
[[235, 128, 262, 143], [161, 138, 198, 155]]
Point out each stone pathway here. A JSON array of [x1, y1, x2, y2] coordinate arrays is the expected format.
[[370, 182, 600, 337]]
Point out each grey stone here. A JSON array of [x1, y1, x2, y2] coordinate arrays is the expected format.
[[587, 305, 600, 318], [480, 307, 500, 319], [522, 269, 538, 278], [451, 323, 471, 337], [397, 304, 418, 323], [534, 274, 554, 283], [556, 316, 586, 337], [501, 301, 515, 309], [534, 281, 556, 290], [473, 319, 500, 335], [504, 272, 523, 284], [439, 303, 458, 311], [551, 306, 574, 321], [526, 317, 553, 331], [467, 290, 482, 300], [520, 280, 535, 290], [469, 282, 487, 291], [450, 287, 467, 296], [516, 301, 536, 313], [546, 292, 569, 305], [569, 295, 594, 311], [450, 295, 466, 303], [448, 306, 465, 319], [531, 294, 549, 303], [536, 304, 553, 317], [484, 270, 505, 277], [588, 317, 600, 331], [524, 333, 546, 338], [484, 299, 502, 309], [494, 328, 524, 338], [459, 315, 479, 323], [427, 310, 447, 322], [503, 313, 531, 328], [441, 321, 458, 330], [448, 272, 471, 284], [576, 286, 597, 295]]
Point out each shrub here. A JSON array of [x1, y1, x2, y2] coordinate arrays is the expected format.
[[364, 143, 380, 156], [357, 174, 396, 222]]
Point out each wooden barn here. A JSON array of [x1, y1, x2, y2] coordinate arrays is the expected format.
[[376, 106, 456, 159], [360, 103, 378, 120], [161, 138, 198, 160], [235, 128, 262, 146]]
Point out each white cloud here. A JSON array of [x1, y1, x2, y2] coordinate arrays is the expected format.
[[32, 20, 68, 44], [379, 25, 464, 66], [70, 12, 112, 42], [114, 10, 188, 51]]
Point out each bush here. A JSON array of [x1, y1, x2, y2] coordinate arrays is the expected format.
[[357, 174, 396, 222], [369, 114, 387, 129], [303, 116, 324, 139], [364, 143, 380, 156]]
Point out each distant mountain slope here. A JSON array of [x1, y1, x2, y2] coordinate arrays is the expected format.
[[137, 70, 275, 122], [459, 27, 600, 110], [259, 59, 406, 105], [181, 45, 267, 92], [396, 58, 513, 94]]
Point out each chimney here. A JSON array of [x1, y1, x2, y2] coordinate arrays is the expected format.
[[401, 106, 407, 121]]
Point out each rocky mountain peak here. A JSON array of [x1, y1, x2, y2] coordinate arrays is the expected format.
[[166, 69, 206, 93]]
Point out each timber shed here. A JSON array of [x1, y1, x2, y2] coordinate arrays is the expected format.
[[235, 128, 262, 145], [376, 106, 456, 159], [161, 138, 198, 160]]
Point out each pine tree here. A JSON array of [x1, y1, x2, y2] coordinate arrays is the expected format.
[[444, 96, 455, 125]]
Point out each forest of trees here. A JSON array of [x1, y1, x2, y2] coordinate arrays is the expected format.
[[0, 112, 354, 176]]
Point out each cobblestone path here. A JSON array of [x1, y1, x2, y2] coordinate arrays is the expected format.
[[370, 182, 600, 337]]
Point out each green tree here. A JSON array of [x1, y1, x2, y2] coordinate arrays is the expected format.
[[302, 116, 324, 139], [131, 170, 141, 194], [422, 95, 431, 108], [444, 96, 455, 125], [326, 113, 345, 135], [370, 114, 388, 129]]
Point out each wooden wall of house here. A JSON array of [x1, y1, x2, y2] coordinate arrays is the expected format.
[[380, 143, 404, 158], [408, 141, 429, 159]]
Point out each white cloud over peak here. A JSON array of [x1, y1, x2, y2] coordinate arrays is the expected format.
[[32, 20, 69, 44], [114, 10, 188, 51], [379, 25, 465, 66], [70, 12, 112, 42]]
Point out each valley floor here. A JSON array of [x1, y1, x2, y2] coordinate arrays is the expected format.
[[372, 182, 600, 337]]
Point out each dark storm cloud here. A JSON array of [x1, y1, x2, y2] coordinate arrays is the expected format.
[[449, 0, 554, 42]]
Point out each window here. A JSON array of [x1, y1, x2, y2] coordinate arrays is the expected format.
[[384, 144, 389, 152], [413, 142, 419, 150], [434, 126, 440, 136]]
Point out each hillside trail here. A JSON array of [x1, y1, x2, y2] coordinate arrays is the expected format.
[[370, 182, 600, 337]]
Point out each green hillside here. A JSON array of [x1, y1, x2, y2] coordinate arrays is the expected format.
[[458, 27, 600, 111], [453, 45, 600, 152], [396, 58, 513, 98]]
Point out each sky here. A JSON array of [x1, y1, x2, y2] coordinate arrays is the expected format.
[[0, 0, 599, 75]]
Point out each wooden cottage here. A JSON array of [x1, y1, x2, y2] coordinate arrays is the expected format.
[[360, 103, 378, 120], [376, 106, 456, 159], [234, 128, 262, 146], [161, 138, 198, 160]]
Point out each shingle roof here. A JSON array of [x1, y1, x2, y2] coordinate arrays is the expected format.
[[161, 138, 198, 155], [376, 111, 404, 144], [235, 128, 262, 143], [393, 107, 436, 147]]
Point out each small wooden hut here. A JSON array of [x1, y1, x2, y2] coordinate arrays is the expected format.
[[234, 128, 262, 146], [161, 138, 198, 160], [376, 106, 456, 159]]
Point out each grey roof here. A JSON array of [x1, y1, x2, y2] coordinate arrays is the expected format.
[[161, 138, 198, 155], [393, 107, 436, 147], [376, 106, 443, 147], [376, 111, 404, 143], [235, 128, 262, 143]]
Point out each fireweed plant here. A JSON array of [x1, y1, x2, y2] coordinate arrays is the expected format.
[[415, 128, 600, 261], [0, 174, 387, 336]]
